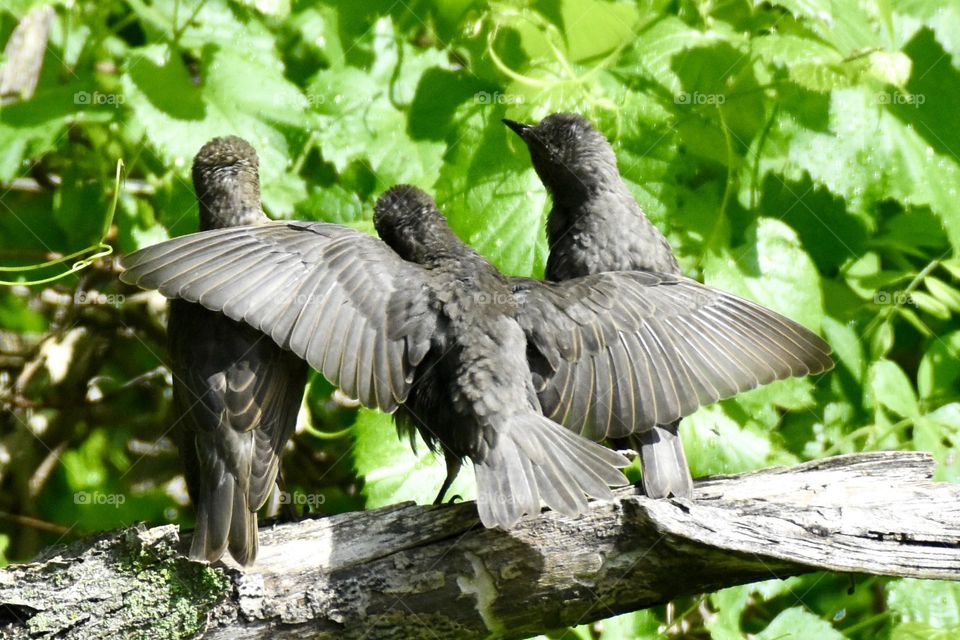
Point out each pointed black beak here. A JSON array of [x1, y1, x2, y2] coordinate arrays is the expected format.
[[502, 119, 532, 139]]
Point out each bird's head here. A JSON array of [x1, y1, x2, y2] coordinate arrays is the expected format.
[[192, 136, 264, 230], [503, 113, 619, 198], [374, 185, 459, 263]]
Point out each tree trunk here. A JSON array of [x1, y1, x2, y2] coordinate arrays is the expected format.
[[2, 451, 958, 639]]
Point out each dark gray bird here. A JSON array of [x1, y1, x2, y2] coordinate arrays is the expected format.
[[123, 185, 631, 529], [167, 136, 308, 565], [504, 113, 833, 499]]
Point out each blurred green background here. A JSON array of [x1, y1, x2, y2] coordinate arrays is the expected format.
[[2, 0, 960, 637]]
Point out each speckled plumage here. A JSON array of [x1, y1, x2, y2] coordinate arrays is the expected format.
[[193, 136, 264, 231], [506, 113, 833, 499], [505, 114, 691, 498], [125, 185, 631, 530], [126, 164, 834, 524], [168, 137, 308, 565], [506, 113, 679, 279]]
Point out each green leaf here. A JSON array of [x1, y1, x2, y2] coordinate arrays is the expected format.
[[752, 34, 849, 93], [682, 404, 796, 476], [870, 321, 895, 359], [925, 276, 960, 312], [705, 217, 824, 332], [867, 359, 919, 417], [757, 606, 845, 640], [236, 0, 290, 18], [912, 291, 952, 319], [913, 409, 960, 482], [300, 183, 366, 226], [617, 16, 719, 94], [553, 0, 639, 63], [845, 252, 882, 300], [0, 291, 47, 333], [52, 166, 109, 249], [122, 43, 310, 217], [918, 332, 960, 403], [125, 0, 277, 54], [759, 84, 960, 254], [880, 210, 951, 253], [307, 18, 448, 192], [887, 579, 960, 629], [351, 409, 475, 509], [942, 258, 960, 280], [709, 579, 807, 640], [589, 609, 661, 639], [435, 103, 550, 277], [822, 315, 864, 381], [707, 585, 752, 640], [893, 621, 960, 640], [735, 377, 817, 419], [761, 0, 881, 54], [115, 194, 170, 252], [866, 51, 913, 87], [893, 0, 960, 68], [0, 83, 88, 182], [896, 306, 934, 337]]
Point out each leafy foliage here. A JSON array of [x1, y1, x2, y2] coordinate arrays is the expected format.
[[1, 0, 959, 637]]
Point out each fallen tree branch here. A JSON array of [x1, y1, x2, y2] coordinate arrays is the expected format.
[[1, 451, 958, 639]]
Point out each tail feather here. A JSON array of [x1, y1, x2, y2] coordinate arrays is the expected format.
[[475, 413, 629, 528], [546, 427, 625, 495], [635, 422, 693, 499], [531, 460, 574, 516], [475, 445, 538, 528], [537, 434, 609, 504], [531, 451, 589, 515], [189, 473, 231, 562], [228, 489, 258, 566], [189, 472, 258, 565], [249, 425, 284, 510]]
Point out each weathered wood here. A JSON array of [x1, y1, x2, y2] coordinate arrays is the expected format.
[[1, 451, 958, 639]]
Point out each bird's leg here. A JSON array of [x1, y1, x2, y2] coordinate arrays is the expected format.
[[433, 455, 462, 505]]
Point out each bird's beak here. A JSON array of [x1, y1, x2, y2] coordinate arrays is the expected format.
[[502, 119, 532, 139]]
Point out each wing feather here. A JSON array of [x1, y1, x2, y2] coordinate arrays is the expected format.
[[513, 272, 833, 437], [122, 222, 438, 412]]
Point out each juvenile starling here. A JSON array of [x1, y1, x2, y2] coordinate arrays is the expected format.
[[167, 136, 308, 564], [123, 185, 631, 529], [505, 113, 833, 499]]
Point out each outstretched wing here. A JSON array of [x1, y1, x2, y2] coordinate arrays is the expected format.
[[513, 271, 833, 440], [122, 221, 437, 412]]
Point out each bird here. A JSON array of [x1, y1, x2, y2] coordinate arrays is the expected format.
[[504, 112, 834, 499], [166, 136, 309, 565], [124, 177, 831, 525], [123, 184, 632, 530]]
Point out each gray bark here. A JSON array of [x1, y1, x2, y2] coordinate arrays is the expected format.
[[1, 451, 958, 639]]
